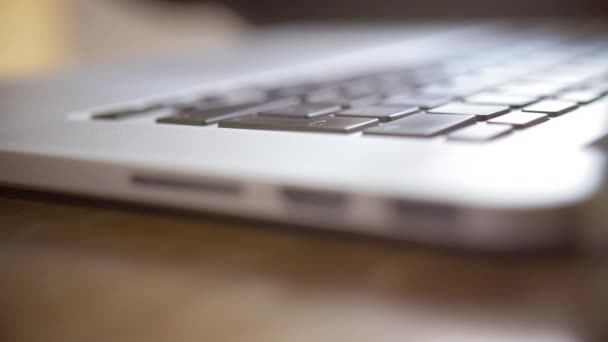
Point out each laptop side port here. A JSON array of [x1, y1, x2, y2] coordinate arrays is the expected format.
[[392, 199, 458, 221], [280, 186, 347, 209], [131, 174, 241, 196]]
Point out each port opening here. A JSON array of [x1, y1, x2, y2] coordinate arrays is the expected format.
[[392, 199, 459, 221], [280, 186, 347, 209], [131, 174, 241, 196]]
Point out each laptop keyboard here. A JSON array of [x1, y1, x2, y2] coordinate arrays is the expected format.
[[90, 36, 608, 142]]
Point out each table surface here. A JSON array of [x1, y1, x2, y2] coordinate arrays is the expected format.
[[2, 187, 607, 342]]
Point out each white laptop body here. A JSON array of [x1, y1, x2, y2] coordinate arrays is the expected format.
[[2, 20, 608, 251]]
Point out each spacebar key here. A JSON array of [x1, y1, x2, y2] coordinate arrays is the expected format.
[[219, 115, 378, 133]]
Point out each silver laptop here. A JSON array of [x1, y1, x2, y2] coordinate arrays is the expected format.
[[2, 19, 608, 251]]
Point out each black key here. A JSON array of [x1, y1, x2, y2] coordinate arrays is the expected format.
[[428, 103, 510, 120], [488, 111, 548, 128], [336, 105, 419, 122], [447, 124, 513, 142], [219, 115, 378, 133], [465, 92, 539, 107], [364, 113, 476, 137], [383, 93, 454, 109], [157, 102, 259, 126], [259, 103, 341, 118], [558, 90, 604, 104], [522, 100, 578, 116], [157, 98, 299, 126], [92, 103, 165, 120]]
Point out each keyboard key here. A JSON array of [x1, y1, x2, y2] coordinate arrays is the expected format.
[[522, 99, 578, 116], [558, 90, 604, 104], [336, 105, 419, 122], [447, 124, 513, 141], [364, 113, 476, 137], [157, 98, 299, 126], [157, 102, 259, 126], [259, 103, 341, 118], [465, 92, 539, 107], [219, 115, 378, 133], [428, 103, 510, 120], [488, 111, 548, 128], [383, 93, 454, 109]]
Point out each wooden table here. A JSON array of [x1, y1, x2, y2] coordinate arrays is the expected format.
[[2, 187, 607, 342]]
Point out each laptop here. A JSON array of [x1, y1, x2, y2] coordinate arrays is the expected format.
[[2, 17, 608, 251]]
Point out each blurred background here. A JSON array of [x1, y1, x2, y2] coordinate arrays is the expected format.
[[2, 0, 608, 79], [0, 0, 246, 78]]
